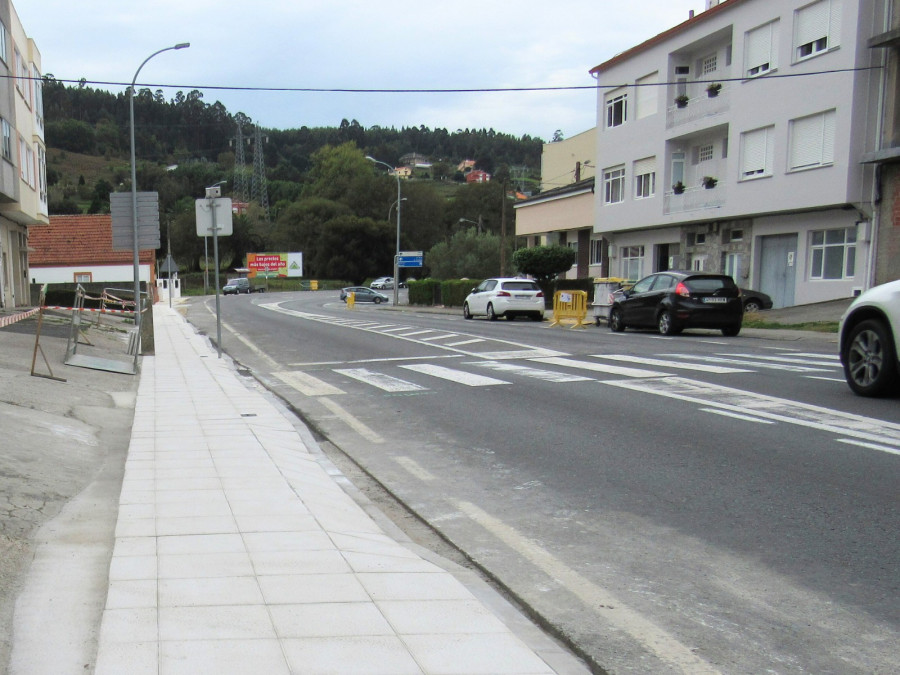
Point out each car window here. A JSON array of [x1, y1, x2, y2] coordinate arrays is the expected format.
[[483, 280, 498, 292], [685, 276, 735, 292], [651, 275, 675, 291], [501, 281, 540, 291], [631, 276, 656, 294]]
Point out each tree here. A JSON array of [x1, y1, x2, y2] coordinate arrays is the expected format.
[[512, 245, 576, 285], [425, 227, 513, 279], [311, 215, 393, 284]]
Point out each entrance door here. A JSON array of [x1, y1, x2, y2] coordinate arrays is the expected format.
[[759, 234, 797, 308]]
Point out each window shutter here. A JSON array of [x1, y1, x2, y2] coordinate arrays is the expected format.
[[822, 110, 836, 163], [636, 73, 658, 119], [829, 0, 842, 47], [797, 0, 829, 47], [742, 128, 768, 176], [633, 156, 655, 176], [746, 23, 772, 70], [790, 115, 821, 169]]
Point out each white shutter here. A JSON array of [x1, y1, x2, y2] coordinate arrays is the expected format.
[[790, 110, 835, 169], [636, 73, 658, 119], [741, 128, 768, 176], [746, 23, 773, 72], [822, 109, 836, 163], [797, 0, 829, 46], [829, 0, 842, 48], [633, 156, 655, 176]]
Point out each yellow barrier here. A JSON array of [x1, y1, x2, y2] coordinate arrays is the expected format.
[[548, 290, 591, 329], [346, 292, 355, 309], [311, 280, 319, 290]]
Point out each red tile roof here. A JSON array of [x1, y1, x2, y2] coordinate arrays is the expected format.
[[30, 214, 155, 266]]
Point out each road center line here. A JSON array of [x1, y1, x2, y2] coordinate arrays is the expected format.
[[452, 499, 722, 674]]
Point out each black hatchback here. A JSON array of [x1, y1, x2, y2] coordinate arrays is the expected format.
[[608, 271, 743, 336]]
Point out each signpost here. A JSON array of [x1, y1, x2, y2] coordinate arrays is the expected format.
[[195, 188, 232, 357], [398, 251, 424, 268]]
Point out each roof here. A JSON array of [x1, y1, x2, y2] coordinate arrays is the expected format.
[[590, 0, 746, 75], [29, 214, 155, 266], [514, 177, 595, 208]]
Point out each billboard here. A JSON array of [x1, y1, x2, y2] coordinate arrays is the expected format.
[[247, 253, 303, 278]]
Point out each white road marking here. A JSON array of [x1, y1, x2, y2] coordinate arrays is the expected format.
[[792, 352, 840, 360], [836, 438, 900, 456], [605, 376, 900, 454], [531, 356, 666, 378], [418, 334, 459, 341], [700, 408, 776, 424], [396, 329, 436, 337], [291, 355, 462, 367], [317, 397, 384, 444], [662, 354, 827, 372], [594, 354, 751, 374], [394, 456, 438, 481], [717, 353, 840, 367], [400, 363, 510, 387], [273, 370, 344, 396], [453, 500, 722, 674], [471, 361, 593, 383], [378, 326, 414, 333], [805, 376, 846, 383], [335, 368, 426, 392], [445, 338, 484, 347]]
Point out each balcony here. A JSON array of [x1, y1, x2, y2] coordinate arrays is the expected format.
[[664, 183, 726, 215], [667, 83, 730, 129]]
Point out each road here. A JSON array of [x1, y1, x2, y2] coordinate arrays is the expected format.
[[183, 290, 899, 675]]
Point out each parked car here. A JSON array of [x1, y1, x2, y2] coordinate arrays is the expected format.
[[370, 277, 394, 290], [608, 271, 743, 336], [740, 288, 773, 312], [341, 286, 389, 304], [223, 278, 253, 295], [463, 278, 545, 321], [839, 279, 900, 396]]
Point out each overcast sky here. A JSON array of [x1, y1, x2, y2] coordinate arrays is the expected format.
[[17, 1, 707, 141]]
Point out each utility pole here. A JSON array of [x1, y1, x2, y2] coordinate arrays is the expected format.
[[500, 179, 508, 276], [232, 121, 249, 205], [251, 126, 270, 222]]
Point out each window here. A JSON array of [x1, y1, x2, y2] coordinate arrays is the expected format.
[[14, 48, 27, 97], [621, 245, 645, 280], [635, 72, 658, 119], [633, 157, 656, 199], [724, 252, 742, 279], [590, 239, 604, 265], [671, 151, 685, 186], [0, 21, 7, 65], [794, 0, 841, 61], [730, 229, 744, 242], [810, 228, 855, 279], [74, 272, 92, 283], [691, 254, 708, 271], [740, 126, 775, 179], [604, 165, 626, 204], [698, 144, 715, 163], [605, 89, 627, 128], [701, 53, 718, 75], [33, 66, 43, 130], [38, 145, 47, 204], [1, 119, 11, 160], [745, 20, 779, 77], [789, 109, 836, 170]]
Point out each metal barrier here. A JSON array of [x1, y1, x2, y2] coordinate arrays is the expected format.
[[548, 290, 591, 329]]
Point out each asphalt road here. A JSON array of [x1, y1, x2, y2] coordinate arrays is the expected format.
[[184, 291, 899, 675]]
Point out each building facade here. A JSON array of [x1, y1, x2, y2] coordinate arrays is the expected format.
[[591, 0, 888, 307], [0, 0, 47, 308]]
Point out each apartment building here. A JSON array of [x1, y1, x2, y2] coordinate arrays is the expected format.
[[591, 0, 888, 307], [0, 0, 47, 308]]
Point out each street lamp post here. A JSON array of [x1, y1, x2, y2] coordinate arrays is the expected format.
[[367, 156, 401, 306], [129, 42, 189, 349]]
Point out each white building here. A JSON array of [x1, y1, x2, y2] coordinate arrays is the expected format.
[[0, 0, 47, 308], [591, 0, 888, 307]]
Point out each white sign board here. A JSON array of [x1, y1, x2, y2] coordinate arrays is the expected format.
[[195, 197, 234, 237]]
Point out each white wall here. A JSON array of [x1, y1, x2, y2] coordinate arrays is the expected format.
[[30, 264, 151, 285]]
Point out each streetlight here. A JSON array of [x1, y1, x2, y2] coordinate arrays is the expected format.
[[366, 156, 401, 306], [459, 216, 483, 234], [129, 42, 189, 350]]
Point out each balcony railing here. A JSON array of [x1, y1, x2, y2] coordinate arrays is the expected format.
[[667, 84, 730, 129], [664, 183, 726, 215]]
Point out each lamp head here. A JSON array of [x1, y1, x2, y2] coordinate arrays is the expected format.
[[174, 43, 190, 50]]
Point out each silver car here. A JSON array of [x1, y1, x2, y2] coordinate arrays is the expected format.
[[463, 278, 545, 321]]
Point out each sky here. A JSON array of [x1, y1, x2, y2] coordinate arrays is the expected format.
[[17, 1, 707, 141]]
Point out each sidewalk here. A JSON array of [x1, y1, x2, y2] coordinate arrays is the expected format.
[[87, 305, 584, 674]]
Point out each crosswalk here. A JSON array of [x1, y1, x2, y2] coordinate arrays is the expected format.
[[275, 350, 843, 396]]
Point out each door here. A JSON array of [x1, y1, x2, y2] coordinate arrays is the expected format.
[[759, 234, 797, 308]]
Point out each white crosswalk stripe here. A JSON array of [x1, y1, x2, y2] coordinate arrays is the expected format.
[[470, 361, 594, 383], [400, 363, 510, 386], [530, 356, 666, 378], [334, 368, 426, 392], [593, 354, 751, 374], [661, 353, 830, 373]]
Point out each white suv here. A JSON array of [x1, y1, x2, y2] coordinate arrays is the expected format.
[[839, 279, 900, 396], [371, 277, 394, 290], [463, 278, 545, 321]]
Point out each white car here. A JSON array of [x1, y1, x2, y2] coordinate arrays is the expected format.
[[839, 279, 900, 396], [371, 277, 394, 290], [463, 278, 545, 321]]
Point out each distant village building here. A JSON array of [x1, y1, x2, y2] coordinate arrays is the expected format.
[[466, 170, 491, 184], [457, 159, 476, 174]]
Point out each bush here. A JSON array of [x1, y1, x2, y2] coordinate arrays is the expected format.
[[442, 279, 482, 307], [408, 278, 442, 305]]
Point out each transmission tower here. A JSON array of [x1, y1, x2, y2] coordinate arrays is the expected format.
[[251, 126, 270, 222], [232, 121, 249, 205]]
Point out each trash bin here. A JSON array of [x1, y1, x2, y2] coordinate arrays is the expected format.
[[592, 277, 631, 326]]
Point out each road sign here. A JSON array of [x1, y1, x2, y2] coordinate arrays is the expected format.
[[195, 198, 234, 236], [398, 250, 423, 268], [110, 192, 161, 250]]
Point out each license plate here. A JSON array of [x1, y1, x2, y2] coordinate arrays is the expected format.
[[515, 294, 531, 299], [703, 297, 728, 303]]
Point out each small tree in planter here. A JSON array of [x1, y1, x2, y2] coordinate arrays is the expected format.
[[706, 82, 722, 97], [672, 181, 685, 194], [702, 176, 718, 189]]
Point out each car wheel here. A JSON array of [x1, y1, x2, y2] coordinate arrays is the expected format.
[[486, 303, 498, 321], [609, 307, 626, 332], [744, 300, 761, 313], [373, 297, 382, 304], [463, 303, 473, 320], [658, 310, 681, 336], [722, 324, 741, 337], [843, 319, 899, 397]]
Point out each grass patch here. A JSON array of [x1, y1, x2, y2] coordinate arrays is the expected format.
[[742, 314, 839, 332]]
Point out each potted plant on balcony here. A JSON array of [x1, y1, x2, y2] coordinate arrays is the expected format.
[[672, 181, 685, 194], [675, 94, 689, 108], [702, 176, 718, 189], [706, 82, 722, 98]]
